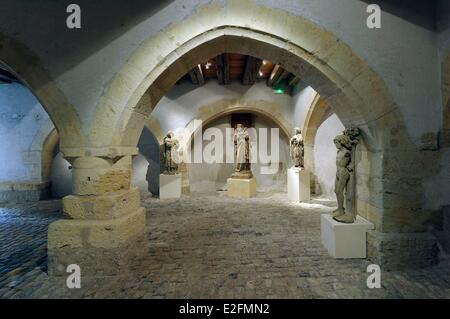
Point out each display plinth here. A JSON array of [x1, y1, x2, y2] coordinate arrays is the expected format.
[[227, 177, 256, 198], [321, 214, 374, 259], [287, 167, 310, 202], [159, 174, 181, 199]]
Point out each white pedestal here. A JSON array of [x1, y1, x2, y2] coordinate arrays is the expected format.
[[227, 177, 256, 198], [287, 167, 310, 202], [159, 174, 181, 199], [321, 214, 374, 259]]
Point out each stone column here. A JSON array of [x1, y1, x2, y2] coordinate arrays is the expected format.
[[47, 154, 146, 277], [363, 146, 440, 270]]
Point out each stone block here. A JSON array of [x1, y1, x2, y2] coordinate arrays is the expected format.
[[0, 181, 49, 203], [63, 187, 141, 220], [227, 177, 256, 198], [48, 207, 146, 277], [367, 230, 438, 270], [321, 214, 374, 259], [287, 168, 310, 202], [159, 174, 182, 199]]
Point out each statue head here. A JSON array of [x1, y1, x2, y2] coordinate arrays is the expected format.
[[294, 128, 301, 135], [166, 131, 174, 138], [343, 126, 360, 141], [333, 134, 352, 150]]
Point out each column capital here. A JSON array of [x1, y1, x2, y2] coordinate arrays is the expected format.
[[60, 146, 138, 159]]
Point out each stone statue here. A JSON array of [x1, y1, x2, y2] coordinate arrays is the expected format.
[[290, 128, 304, 168], [332, 127, 361, 223], [231, 124, 253, 179], [163, 131, 179, 174]]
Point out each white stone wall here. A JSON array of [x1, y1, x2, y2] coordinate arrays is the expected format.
[[313, 114, 345, 197], [292, 83, 317, 130], [131, 80, 346, 196], [152, 81, 294, 135], [0, 82, 48, 182]]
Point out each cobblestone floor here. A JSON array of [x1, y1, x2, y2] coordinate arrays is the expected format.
[[1, 192, 450, 299]]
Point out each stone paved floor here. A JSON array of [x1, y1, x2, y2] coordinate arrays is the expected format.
[[1, 192, 450, 299]]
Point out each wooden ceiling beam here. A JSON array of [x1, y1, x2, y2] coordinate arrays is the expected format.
[[193, 64, 205, 85], [242, 56, 262, 85], [216, 54, 230, 85], [273, 70, 291, 87], [188, 70, 199, 85], [188, 65, 205, 85], [288, 74, 301, 87], [267, 64, 284, 87]]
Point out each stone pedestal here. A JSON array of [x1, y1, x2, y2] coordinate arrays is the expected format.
[[227, 177, 256, 198], [321, 214, 374, 259], [47, 155, 146, 278], [287, 167, 310, 202], [159, 174, 181, 199]]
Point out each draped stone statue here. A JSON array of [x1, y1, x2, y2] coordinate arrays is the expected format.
[[231, 124, 253, 179], [290, 128, 304, 168], [163, 131, 179, 174], [332, 127, 361, 223]]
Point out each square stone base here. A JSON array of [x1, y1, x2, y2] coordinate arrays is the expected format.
[[367, 230, 439, 270], [48, 207, 146, 277], [287, 168, 310, 202], [227, 177, 256, 198], [321, 214, 374, 259], [159, 174, 181, 199]]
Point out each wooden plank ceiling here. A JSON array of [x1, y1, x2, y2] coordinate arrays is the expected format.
[[181, 53, 300, 94]]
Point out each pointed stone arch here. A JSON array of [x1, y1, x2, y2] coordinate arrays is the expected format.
[[0, 33, 84, 150], [82, 1, 436, 269]]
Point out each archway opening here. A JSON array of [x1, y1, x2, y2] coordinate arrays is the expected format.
[[0, 62, 65, 285]]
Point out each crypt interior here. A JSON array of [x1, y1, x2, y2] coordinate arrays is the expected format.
[[0, 0, 450, 298]]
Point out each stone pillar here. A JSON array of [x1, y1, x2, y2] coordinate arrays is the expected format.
[[47, 154, 146, 277], [364, 148, 440, 270]]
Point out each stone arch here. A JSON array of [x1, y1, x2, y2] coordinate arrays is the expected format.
[[41, 129, 60, 185], [0, 33, 84, 150], [144, 115, 165, 145], [303, 94, 328, 194], [90, 1, 404, 154], [85, 1, 437, 269], [181, 99, 293, 150], [180, 101, 292, 194], [29, 119, 60, 185]]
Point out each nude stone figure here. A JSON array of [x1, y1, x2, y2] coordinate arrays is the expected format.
[[231, 124, 253, 179], [163, 131, 179, 174], [290, 128, 304, 168], [332, 127, 361, 223]]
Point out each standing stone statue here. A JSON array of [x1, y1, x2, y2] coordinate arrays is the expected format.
[[231, 124, 253, 179], [332, 127, 361, 223], [163, 131, 179, 174], [290, 128, 304, 168]]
